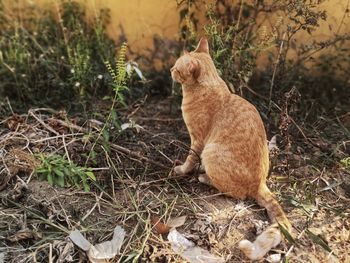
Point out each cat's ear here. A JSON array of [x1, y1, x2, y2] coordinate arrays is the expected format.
[[194, 37, 209, 54], [183, 50, 189, 55], [189, 60, 200, 79]]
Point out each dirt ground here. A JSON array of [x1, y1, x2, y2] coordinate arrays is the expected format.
[[0, 97, 349, 263]]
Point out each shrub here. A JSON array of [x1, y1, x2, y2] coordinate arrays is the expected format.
[[0, 1, 119, 110], [177, 0, 350, 123]]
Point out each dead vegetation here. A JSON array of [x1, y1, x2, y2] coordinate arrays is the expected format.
[[0, 97, 349, 263]]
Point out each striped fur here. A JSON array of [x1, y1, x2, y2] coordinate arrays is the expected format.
[[171, 37, 291, 260]]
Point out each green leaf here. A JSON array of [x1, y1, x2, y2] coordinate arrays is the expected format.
[[47, 173, 53, 185], [36, 168, 47, 173], [306, 229, 333, 253], [56, 176, 65, 187], [85, 171, 96, 181], [278, 223, 295, 244], [90, 150, 98, 165], [63, 167, 70, 176], [319, 181, 343, 192], [83, 181, 90, 192], [102, 129, 110, 142], [54, 168, 65, 177], [110, 109, 121, 129]]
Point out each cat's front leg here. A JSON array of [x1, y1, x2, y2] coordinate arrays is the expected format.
[[174, 141, 203, 175]]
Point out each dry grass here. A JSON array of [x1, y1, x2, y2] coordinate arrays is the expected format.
[[0, 97, 349, 262]]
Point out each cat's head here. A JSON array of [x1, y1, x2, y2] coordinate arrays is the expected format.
[[170, 37, 211, 85]]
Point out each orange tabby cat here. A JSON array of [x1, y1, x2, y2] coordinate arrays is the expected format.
[[171, 37, 291, 260]]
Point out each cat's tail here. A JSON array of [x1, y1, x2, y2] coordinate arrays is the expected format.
[[238, 184, 291, 260]]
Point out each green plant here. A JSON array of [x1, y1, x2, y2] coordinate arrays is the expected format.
[[340, 157, 350, 170], [0, 1, 119, 110], [104, 42, 129, 107], [177, 0, 350, 151], [85, 43, 131, 163], [36, 154, 96, 192]]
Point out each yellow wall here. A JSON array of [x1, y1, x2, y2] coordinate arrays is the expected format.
[[2, 0, 182, 55], [3, 0, 350, 62], [88, 0, 181, 55]]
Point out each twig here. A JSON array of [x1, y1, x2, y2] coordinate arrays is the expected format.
[[102, 146, 116, 200], [89, 167, 110, 171], [284, 229, 306, 259], [5, 97, 14, 115], [62, 135, 71, 164], [53, 188, 72, 228], [136, 117, 183, 122], [28, 110, 59, 136], [0, 132, 30, 150], [33, 133, 84, 143], [269, 32, 287, 110], [127, 94, 148, 119], [289, 117, 309, 142], [47, 118, 88, 133], [49, 243, 53, 263], [241, 83, 269, 101], [336, 0, 350, 35], [82, 192, 104, 221], [26, 171, 35, 184], [110, 143, 170, 170], [139, 173, 191, 186]]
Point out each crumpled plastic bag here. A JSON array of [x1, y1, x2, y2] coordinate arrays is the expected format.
[[69, 225, 125, 263], [168, 229, 225, 263]]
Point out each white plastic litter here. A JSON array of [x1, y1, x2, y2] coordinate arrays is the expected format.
[[168, 229, 225, 263], [69, 225, 125, 263], [267, 253, 281, 263], [120, 120, 143, 133]]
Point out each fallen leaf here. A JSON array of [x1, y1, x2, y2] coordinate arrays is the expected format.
[[6, 230, 42, 242], [167, 215, 187, 228], [168, 229, 225, 263], [151, 215, 187, 234], [151, 216, 171, 234], [5, 114, 24, 130]]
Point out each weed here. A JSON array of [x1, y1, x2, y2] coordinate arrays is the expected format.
[[104, 42, 129, 107], [176, 0, 350, 163], [85, 43, 131, 163], [0, 1, 119, 110], [340, 157, 350, 170], [36, 154, 96, 192]]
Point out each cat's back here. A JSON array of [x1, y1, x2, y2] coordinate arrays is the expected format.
[[220, 93, 266, 136]]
